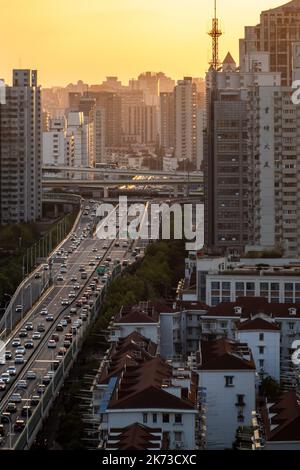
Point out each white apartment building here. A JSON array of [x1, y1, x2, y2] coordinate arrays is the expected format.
[[174, 78, 197, 165], [94, 333, 200, 451], [67, 111, 89, 169], [43, 116, 67, 166], [247, 46, 300, 256], [196, 255, 300, 306], [0, 69, 42, 224], [237, 316, 281, 382], [196, 339, 256, 450]]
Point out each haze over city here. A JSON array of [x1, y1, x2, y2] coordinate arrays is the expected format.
[[0, 0, 286, 86]]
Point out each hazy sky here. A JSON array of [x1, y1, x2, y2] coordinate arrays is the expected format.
[[0, 0, 285, 87]]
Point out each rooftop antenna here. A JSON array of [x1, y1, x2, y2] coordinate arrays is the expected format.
[[208, 0, 223, 70]]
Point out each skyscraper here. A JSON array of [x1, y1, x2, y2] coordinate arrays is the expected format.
[[0, 70, 42, 224], [160, 92, 175, 153], [241, 0, 300, 86], [174, 77, 198, 165], [204, 53, 281, 255]]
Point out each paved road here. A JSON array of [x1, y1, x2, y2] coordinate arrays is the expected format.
[[0, 201, 142, 449]]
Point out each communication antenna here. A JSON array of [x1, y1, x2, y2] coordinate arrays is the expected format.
[[208, 0, 223, 70]]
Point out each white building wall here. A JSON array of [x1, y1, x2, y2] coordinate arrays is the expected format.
[[198, 370, 256, 449], [237, 330, 280, 382], [104, 409, 196, 450]]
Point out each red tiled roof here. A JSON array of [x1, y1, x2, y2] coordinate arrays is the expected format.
[[237, 318, 280, 331], [109, 385, 196, 410], [117, 311, 157, 324], [206, 297, 300, 318], [106, 423, 163, 450], [262, 392, 300, 442], [198, 338, 256, 371]]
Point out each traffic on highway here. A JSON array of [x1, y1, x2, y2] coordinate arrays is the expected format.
[[0, 200, 145, 449]]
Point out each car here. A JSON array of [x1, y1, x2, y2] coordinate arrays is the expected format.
[[10, 393, 22, 403], [68, 292, 76, 299], [19, 329, 28, 338], [46, 314, 54, 322], [32, 332, 42, 340], [51, 334, 59, 342], [6, 402, 17, 413], [71, 277, 78, 283], [61, 299, 70, 306], [56, 324, 63, 332], [34, 272, 41, 279], [21, 406, 32, 418], [122, 260, 129, 267], [43, 264, 49, 271], [25, 323, 33, 331], [89, 261, 96, 267], [63, 340, 71, 349], [37, 384, 46, 395], [5, 351, 12, 360], [14, 355, 25, 365], [57, 275, 64, 282], [40, 308, 48, 316], [73, 284, 80, 291], [1, 373, 10, 384], [106, 256, 112, 262], [7, 366, 17, 376], [92, 248, 98, 253], [15, 305, 23, 313], [80, 313, 88, 322], [12, 338, 21, 348], [24, 340, 34, 350], [79, 266, 85, 272], [47, 340, 56, 349], [61, 319, 68, 328], [42, 375, 51, 386], [60, 267, 67, 274], [15, 347, 26, 356], [14, 419, 26, 432], [37, 324, 45, 333], [64, 315, 72, 324], [0, 412, 11, 423], [0, 380, 6, 392], [27, 371, 37, 380], [31, 396, 40, 407], [16, 380, 27, 389]]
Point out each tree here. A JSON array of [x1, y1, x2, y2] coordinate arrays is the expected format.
[[260, 376, 281, 401]]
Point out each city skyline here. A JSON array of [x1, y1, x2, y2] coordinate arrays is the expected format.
[[0, 0, 286, 87]]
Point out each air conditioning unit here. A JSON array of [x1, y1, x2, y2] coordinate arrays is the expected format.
[[289, 308, 297, 316]]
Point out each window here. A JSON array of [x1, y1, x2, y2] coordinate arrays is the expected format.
[[143, 413, 148, 424], [259, 346, 265, 355], [163, 413, 170, 423], [174, 432, 182, 442], [175, 414, 182, 424], [225, 376, 234, 387], [259, 360, 264, 369], [152, 413, 157, 424], [236, 394, 245, 406], [236, 282, 244, 292], [259, 333, 264, 342], [211, 282, 220, 290], [289, 323, 295, 331]]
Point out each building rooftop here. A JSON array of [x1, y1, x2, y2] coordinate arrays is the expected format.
[[105, 423, 163, 450], [206, 297, 300, 319], [198, 338, 256, 371], [237, 317, 280, 332], [261, 392, 300, 442]]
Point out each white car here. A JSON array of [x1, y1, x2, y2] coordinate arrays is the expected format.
[[27, 371, 37, 380], [47, 340, 57, 349], [15, 355, 25, 365], [10, 393, 22, 403]]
